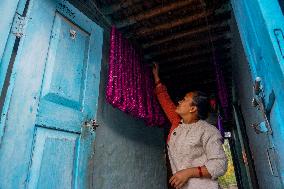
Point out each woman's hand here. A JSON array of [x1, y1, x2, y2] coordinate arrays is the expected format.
[[152, 62, 160, 84], [169, 169, 191, 189]]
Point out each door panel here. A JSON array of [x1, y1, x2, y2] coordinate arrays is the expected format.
[[232, 0, 284, 187], [27, 127, 79, 189], [0, 0, 103, 188], [36, 12, 91, 133]]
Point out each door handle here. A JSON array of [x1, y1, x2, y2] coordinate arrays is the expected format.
[[274, 28, 284, 59], [84, 119, 99, 132]]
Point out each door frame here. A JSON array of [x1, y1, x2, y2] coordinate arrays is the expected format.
[[0, 0, 29, 144], [0, 0, 103, 188], [231, 101, 259, 189], [231, 0, 284, 186]]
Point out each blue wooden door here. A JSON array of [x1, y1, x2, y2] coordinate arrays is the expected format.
[[232, 0, 284, 188], [0, 0, 103, 188]]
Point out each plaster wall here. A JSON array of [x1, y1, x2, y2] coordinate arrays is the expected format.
[[92, 31, 167, 189]]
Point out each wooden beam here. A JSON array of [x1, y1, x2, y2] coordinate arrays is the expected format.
[[101, 0, 141, 15], [158, 54, 231, 67], [144, 29, 231, 52], [144, 35, 230, 59], [164, 62, 232, 78], [160, 57, 231, 73], [142, 21, 229, 48], [161, 57, 212, 71], [165, 77, 216, 91], [136, 9, 214, 37], [167, 82, 217, 97], [157, 46, 230, 64], [158, 49, 213, 63], [165, 66, 214, 79], [171, 79, 216, 88], [165, 70, 231, 86], [115, 0, 199, 28]]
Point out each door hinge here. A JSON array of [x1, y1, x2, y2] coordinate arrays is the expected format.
[[12, 13, 27, 38]]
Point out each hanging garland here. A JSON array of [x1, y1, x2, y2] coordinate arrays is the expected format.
[[106, 26, 166, 126]]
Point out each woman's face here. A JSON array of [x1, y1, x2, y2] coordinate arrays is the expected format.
[[175, 92, 197, 116]]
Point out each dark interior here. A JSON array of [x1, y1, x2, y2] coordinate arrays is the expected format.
[[92, 0, 232, 124]]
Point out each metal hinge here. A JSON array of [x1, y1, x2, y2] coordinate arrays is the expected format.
[[11, 13, 27, 38]]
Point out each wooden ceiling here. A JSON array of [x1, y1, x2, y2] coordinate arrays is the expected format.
[[94, 0, 232, 103]]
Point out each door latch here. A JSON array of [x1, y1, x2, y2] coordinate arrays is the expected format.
[[12, 13, 27, 38], [274, 28, 284, 59], [69, 29, 77, 40], [84, 119, 99, 132], [251, 77, 274, 135]]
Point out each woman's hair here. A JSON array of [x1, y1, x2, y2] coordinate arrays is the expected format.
[[191, 91, 210, 120]]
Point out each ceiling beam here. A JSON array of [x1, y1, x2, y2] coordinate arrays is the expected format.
[[142, 21, 229, 48], [166, 78, 217, 93], [163, 63, 232, 79], [170, 79, 216, 89], [157, 54, 231, 66], [143, 30, 230, 53], [163, 68, 215, 80], [167, 83, 217, 98], [144, 35, 230, 59], [158, 50, 212, 64], [115, 0, 199, 28], [165, 70, 231, 87], [101, 0, 141, 15], [160, 57, 231, 73], [148, 44, 231, 63], [164, 66, 215, 79], [160, 57, 212, 71], [156, 48, 231, 66], [135, 9, 214, 37]]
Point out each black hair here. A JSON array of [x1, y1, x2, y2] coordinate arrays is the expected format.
[[191, 91, 210, 120]]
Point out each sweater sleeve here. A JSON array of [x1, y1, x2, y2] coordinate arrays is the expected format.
[[203, 128, 228, 180], [155, 84, 180, 125]]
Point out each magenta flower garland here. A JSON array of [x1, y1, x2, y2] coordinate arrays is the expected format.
[[213, 51, 230, 120], [106, 26, 166, 126]]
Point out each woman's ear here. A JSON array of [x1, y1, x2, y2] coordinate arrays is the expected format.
[[189, 106, 197, 113]]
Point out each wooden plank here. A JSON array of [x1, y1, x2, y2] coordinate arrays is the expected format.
[[136, 10, 214, 36], [160, 57, 231, 73], [101, 0, 141, 15], [116, 0, 198, 28], [142, 21, 229, 48], [144, 35, 230, 58]]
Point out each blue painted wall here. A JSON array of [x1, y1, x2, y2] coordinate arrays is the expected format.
[[91, 31, 168, 189], [230, 12, 284, 188]]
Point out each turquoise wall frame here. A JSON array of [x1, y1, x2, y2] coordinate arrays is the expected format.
[[231, 0, 284, 186]]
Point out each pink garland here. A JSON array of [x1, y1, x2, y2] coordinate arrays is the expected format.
[[106, 26, 166, 126], [213, 51, 230, 120]]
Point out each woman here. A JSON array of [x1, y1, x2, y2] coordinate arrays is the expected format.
[[153, 64, 227, 189]]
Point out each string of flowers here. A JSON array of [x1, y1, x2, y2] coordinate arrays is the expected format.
[[106, 26, 166, 126], [213, 51, 230, 120]]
